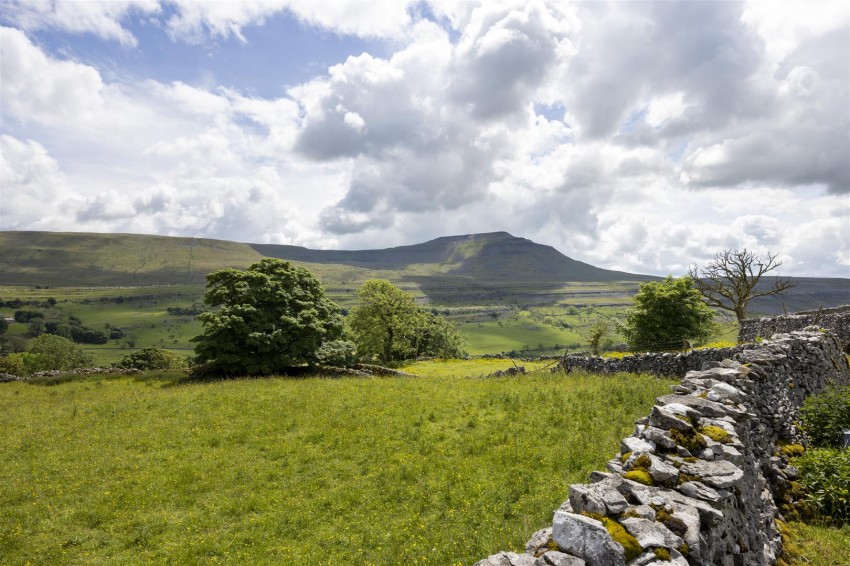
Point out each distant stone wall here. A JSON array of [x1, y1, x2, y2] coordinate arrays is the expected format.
[[739, 305, 850, 349], [557, 345, 757, 378], [475, 330, 850, 566]]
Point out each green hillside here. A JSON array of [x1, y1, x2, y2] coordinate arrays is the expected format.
[[0, 231, 656, 304], [0, 231, 263, 286]]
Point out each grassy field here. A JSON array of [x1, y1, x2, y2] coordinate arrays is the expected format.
[[0, 283, 742, 366], [0, 365, 673, 565]]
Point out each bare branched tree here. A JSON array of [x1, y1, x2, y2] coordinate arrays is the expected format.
[[688, 249, 796, 322]]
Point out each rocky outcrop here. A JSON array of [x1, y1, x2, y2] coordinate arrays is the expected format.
[[475, 330, 850, 566]]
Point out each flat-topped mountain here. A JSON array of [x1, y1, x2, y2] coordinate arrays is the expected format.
[[0, 230, 654, 287], [251, 232, 655, 282], [0, 231, 846, 313]]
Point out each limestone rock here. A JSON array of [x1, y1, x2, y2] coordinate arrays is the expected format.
[[680, 459, 744, 489], [569, 477, 628, 517], [649, 405, 694, 432], [707, 382, 746, 403], [533, 551, 586, 566], [475, 551, 536, 566], [678, 481, 724, 503], [641, 426, 677, 450], [622, 435, 656, 455], [620, 517, 683, 549], [525, 527, 553, 556], [657, 394, 741, 419], [551, 512, 625, 566]]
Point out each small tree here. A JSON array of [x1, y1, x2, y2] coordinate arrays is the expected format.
[[587, 319, 610, 356], [192, 259, 343, 375], [348, 279, 423, 362], [688, 249, 795, 322], [622, 276, 716, 351], [348, 279, 465, 362]]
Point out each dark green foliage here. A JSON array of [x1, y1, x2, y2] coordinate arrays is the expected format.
[[14, 310, 44, 323], [192, 259, 343, 375], [621, 276, 716, 351], [0, 318, 7, 334], [316, 339, 358, 367], [114, 347, 188, 371], [413, 312, 466, 359], [166, 305, 204, 316], [27, 318, 46, 337], [800, 385, 850, 448], [796, 448, 850, 525]]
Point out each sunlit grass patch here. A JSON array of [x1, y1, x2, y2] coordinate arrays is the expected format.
[[0, 368, 672, 564]]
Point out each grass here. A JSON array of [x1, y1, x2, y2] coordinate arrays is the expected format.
[[785, 521, 850, 565], [0, 367, 673, 565]]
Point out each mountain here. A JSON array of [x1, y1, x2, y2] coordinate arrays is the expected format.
[[251, 232, 655, 282], [0, 231, 846, 311]]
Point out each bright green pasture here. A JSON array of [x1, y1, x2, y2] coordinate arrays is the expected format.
[[0, 369, 672, 565], [460, 320, 582, 355]]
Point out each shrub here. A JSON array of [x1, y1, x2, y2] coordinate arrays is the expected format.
[[316, 340, 358, 367], [114, 347, 188, 371], [0, 353, 26, 375], [14, 310, 44, 323], [796, 448, 850, 525], [800, 385, 850, 448], [21, 335, 93, 373]]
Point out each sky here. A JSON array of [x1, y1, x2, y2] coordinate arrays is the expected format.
[[1, 0, 848, 278]]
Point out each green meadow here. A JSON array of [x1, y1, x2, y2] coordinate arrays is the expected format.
[[0, 366, 672, 565]]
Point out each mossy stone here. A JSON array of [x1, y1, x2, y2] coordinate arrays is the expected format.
[[602, 517, 643, 562], [624, 469, 654, 486]]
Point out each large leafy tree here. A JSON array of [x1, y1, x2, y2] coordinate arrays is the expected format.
[[193, 259, 343, 375], [622, 276, 716, 352], [348, 279, 465, 362], [688, 249, 795, 322]]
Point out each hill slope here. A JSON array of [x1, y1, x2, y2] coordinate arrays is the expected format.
[[0, 231, 846, 312], [0, 231, 654, 288], [252, 232, 654, 282]]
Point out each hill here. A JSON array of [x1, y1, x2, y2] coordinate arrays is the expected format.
[[251, 232, 652, 282], [0, 230, 846, 312], [0, 230, 654, 289]]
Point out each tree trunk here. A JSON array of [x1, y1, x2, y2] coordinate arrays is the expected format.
[[384, 327, 394, 362]]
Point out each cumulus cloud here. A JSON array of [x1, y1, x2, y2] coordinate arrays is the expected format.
[[0, 135, 82, 230], [1, 0, 847, 277], [0, 0, 159, 46]]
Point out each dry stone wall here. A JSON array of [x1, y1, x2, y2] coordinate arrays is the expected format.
[[475, 330, 850, 566], [557, 346, 758, 378], [738, 305, 850, 349]]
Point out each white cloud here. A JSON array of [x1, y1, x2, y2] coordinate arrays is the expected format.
[[0, 135, 83, 230], [0, 1, 847, 278], [164, 0, 417, 43], [0, 0, 159, 47]]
